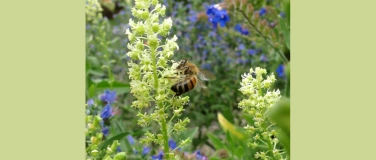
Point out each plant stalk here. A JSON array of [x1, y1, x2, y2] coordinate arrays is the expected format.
[[237, 9, 289, 64], [151, 47, 170, 160]]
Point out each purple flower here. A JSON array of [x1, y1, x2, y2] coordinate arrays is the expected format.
[[195, 150, 207, 160], [276, 64, 285, 78], [87, 99, 94, 107], [238, 44, 246, 50], [247, 49, 257, 56], [127, 135, 135, 145], [260, 54, 268, 62], [100, 90, 117, 104], [259, 8, 267, 16], [100, 104, 113, 119], [142, 146, 151, 155], [168, 139, 177, 150], [234, 24, 250, 35], [151, 151, 163, 160], [102, 127, 109, 136]]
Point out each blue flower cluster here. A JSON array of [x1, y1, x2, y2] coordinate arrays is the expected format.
[[206, 4, 230, 29]]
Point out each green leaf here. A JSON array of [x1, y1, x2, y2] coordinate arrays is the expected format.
[[88, 69, 105, 76], [88, 84, 96, 98], [220, 105, 235, 124], [285, 63, 290, 97], [179, 127, 198, 141], [279, 17, 290, 50], [267, 97, 290, 156], [87, 56, 101, 68], [98, 132, 131, 150], [207, 133, 225, 150], [234, 145, 245, 158], [109, 37, 120, 44], [95, 81, 130, 95]]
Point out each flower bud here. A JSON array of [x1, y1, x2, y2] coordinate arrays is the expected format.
[[113, 152, 127, 160]]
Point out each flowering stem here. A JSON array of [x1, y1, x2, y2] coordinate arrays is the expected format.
[[151, 47, 170, 160], [236, 9, 289, 64]]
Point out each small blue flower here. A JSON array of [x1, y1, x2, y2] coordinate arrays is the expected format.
[[238, 44, 245, 50], [236, 51, 241, 57], [279, 12, 285, 18], [234, 24, 250, 35], [87, 99, 94, 107], [102, 127, 109, 136], [168, 139, 177, 150], [100, 104, 113, 119], [276, 64, 285, 78], [259, 8, 267, 16], [195, 150, 207, 160], [260, 54, 268, 62], [100, 90, 117, 104], [142, 146, 151, 155], [252, 41, 256, 46], [127, 135, 135, 145], [151, 151, 163, 160], [117, 146, 121, 152], [247, 49, 257, 56]]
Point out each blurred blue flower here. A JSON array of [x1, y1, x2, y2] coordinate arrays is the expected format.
[[276, 64, 285, 78], [187, 10, 197, 22], [127, 135, 135, 145], [152, 151, 163, 160], [195, 150, 207, 160], [259, 8, 267, 16], [269, 21, 277, 28], [206, 4, 230, 29], [234, 24, 249, 35], [100, 90, 117, 104], [142, 146, 151, 155], [87, 99, 94, 107], [260, 54, 268, 62], [252, 41, 256, 46], [168, 139, 178, 150], [201, 63, 211, 70], [236, 51, 241, 57], [102, 127, 109, 136], [238, 44, 245, 50], [280, 12, 285, 18], [100, 104, 113, 119], [247, 49, 257, 56], [117, 146, 121, 152]]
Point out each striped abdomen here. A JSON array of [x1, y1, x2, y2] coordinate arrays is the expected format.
[[171, 76, 197, 96]]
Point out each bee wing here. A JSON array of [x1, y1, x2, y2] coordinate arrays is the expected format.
[[198, 69, 216, 81], [196, 79, 210, 96]]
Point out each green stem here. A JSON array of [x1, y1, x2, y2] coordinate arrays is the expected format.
[[237, 9, 289, 64], [100, 20, 114, 89], [151, 47, 170, 160]]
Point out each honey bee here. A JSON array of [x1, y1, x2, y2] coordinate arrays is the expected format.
[[170, 59, 216, 96]]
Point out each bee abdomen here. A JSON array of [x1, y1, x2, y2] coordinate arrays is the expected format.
[[171, 77, 197, 96]]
